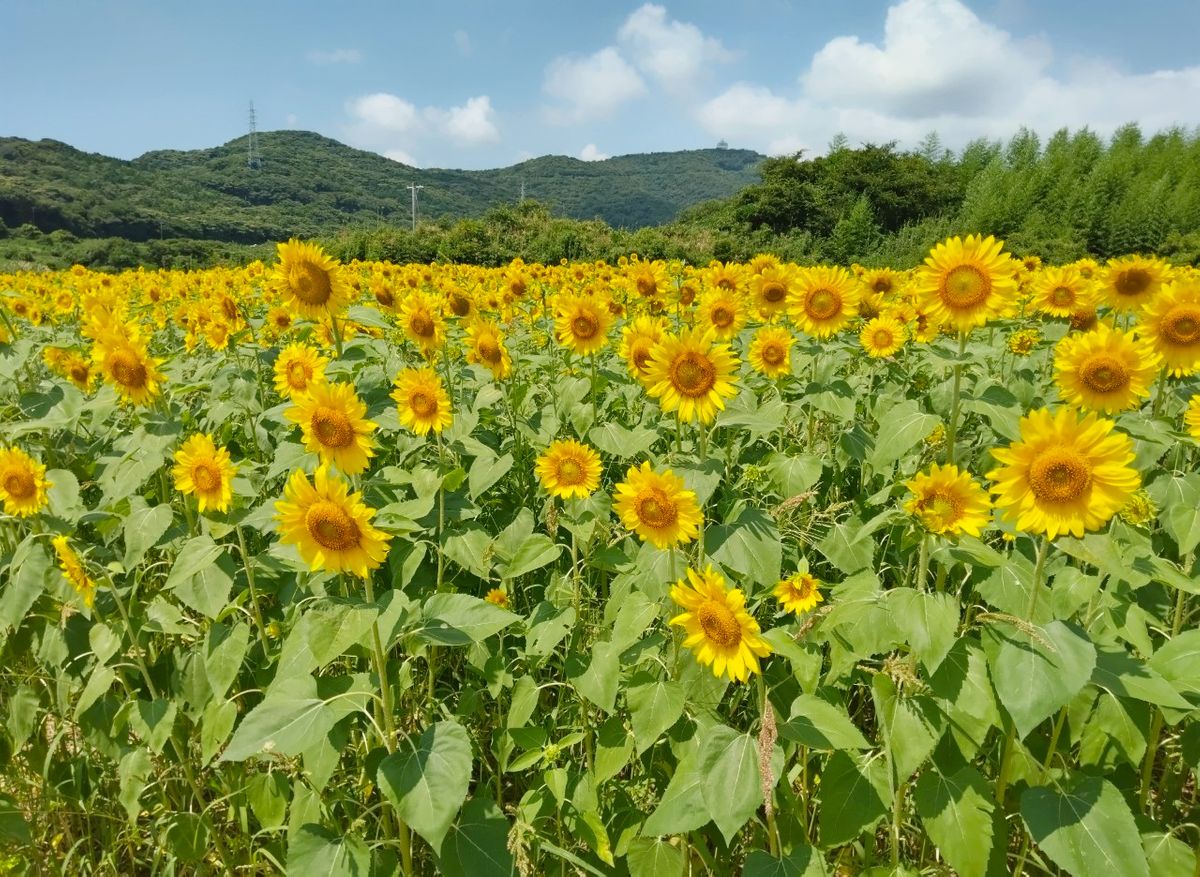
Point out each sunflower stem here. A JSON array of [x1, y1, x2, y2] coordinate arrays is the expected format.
[[1139, 578, 1189, 813], [945, 332, 967, 465], [235, 525, 270, 650], [697, 424, 708, 564], [913, 533, 930, 592], [330, 312, 344, 358], [1151, 365, 1170, 418]]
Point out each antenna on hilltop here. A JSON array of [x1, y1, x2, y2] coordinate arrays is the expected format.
[[519, 180, 525, 204], [247, 101, 262, 170]]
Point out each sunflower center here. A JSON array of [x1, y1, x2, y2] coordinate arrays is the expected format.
[[3, 470, 35, 500], [761, 282, 786, 303], [290, 262, 333, 306], [1050, 286, 1075, 307], [794, 576, 816, 599], [636, 276, 657, 297], [287, 361, 311, 389], [761, 343, 785, 366], [477, 339, 502, 364], [919, 491, 963, 527], [374, 288, 395, 308], [670, 351, 717, 398], [873, 329, 895, 348], [410, 313, 435, 339], [192, 462, 223, 493], [805, 288, 841, 320], [636, 488, 678, 529], [1162, 307, 1200, 345], [410, 391, 438, 418], [273, 312, 292, 328], [557, 458, 584, 485], [1029, 449, 1093, 504], [69, 364, 90, 384], [571, 313, 599, 340], [1079, 354, 1130, 394], [312, 406, 354, 448], [1114, 268, 1152, 297], [873, 279, 893, 294], [941, 265, 991, 309], [509, 278, 527, 297], [711, 305, 735, 328], [716, 277, 737, 291], [109, 350, 148, 389], [696, 600, 742, 649], [450, 294, 471, 316], [632, 344, 653, 374], [305, 501, 361, 551]]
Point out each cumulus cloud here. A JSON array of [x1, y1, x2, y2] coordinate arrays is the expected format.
[[543, 47, 646, 123], [578, 143, 610, 161], [696, 0, 1200, 156], [307, 48, 363, 65], [618, 3, 732, 91], [344, 92, 501, 165]]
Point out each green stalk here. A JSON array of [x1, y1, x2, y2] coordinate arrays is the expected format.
[[1151, 365, 1170, 418], [945, 332, 968, 465], [1139, 579, 1190, 813], [914, 534, 930, 591], [696, 423, 708, 564], [330, 312, 345, 358], [234, 525, 270, 650]]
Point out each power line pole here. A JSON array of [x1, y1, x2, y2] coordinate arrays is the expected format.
[[247, 101, 261, 170], [407, 183, 424, 231], [519, 180, 525, 204]]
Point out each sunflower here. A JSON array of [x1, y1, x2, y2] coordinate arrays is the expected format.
[[859, 315, 907, 358], [0, 447, 51, 517], [391, 367, 453, 436], [1053, 324, 1161, 413], [670, 565, 773, 682], [774, 572, 824, 616], [1031, 266, 1091, 318], [643, 327, 740, 424], [273, 342, 329, 399], [747, 325, 794, 378], [555, 293, 613, 356], [93, 335, 165, 406], [274, 465, 391, 577], [697, 288, 748, 340], [1100, 255, 1170, 312], [702, 262, 744, 295], [172, 433, 238, 513], [536, 439, 602, 500], [484, 588, 509, 609], [400, 290, 446, 354], [619, 315, 668, 380], [1140, 279, 1200, 376], [1007, 328, 1041, 356], [861, 267, 902, 299], [612, 461, 702, 549], [52, 535, 95, 607], [273, 239, 352, 320], [464, 320, 512, 379], [286, 381, 377, 475], [1186, 396, 1200, 442], [914, 235, 1018, 332], [987, 408, 1140, 540], [788, 266, 860, 338], [748, 264, 794, 320], [626, 260, 669, 299], [904, 463, 991, 537]]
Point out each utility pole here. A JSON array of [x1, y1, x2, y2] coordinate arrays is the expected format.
[[247, 101, 261, 169], [407, 183, 424, 231], [519, 180, 525, 204]]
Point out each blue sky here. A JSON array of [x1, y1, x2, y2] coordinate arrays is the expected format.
[[4, 0, 1199, 168]]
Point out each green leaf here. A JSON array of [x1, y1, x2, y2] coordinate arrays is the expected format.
[[569, 640, 620, 712], [699, 724, 762, 843], [495, 533, 560, 580], [443, 525, 493, 579], [913, 765, 996, 877], [743, 847, 828, 876], [204, 621, 250, 700], [287, 824, 371, 876], [928, 639, 1001, 760], [165, 812, 211, 864], [221, 675, 369, 762], [46, 468, 83, 521], [438, 794, 514, 877], [872, 674, 945, 780], [377, 720, 473, 851], [247, 772, 290, 831], [642, 753, 709, 836], [818, 750, 888, 847], [1020, 775, 1149, 877], [0, 536, 51, 629], [627, 838, 686, 877], [765, 452, 823, 497], [594, 716, 633, 784], [122, 497, 174, 568], [418, 593, 519, 645], [1147, 629, 1200, 697], [869, 399, 938, 469], [118, 748, 153, 823], [1091, 647, 1192, 709], [779, 694, 871, 750], [817, 513, 892, 573], [1150, 473, 1200, 554], [129, 699, 177, 754], [705, 506, 782, 588], [305, 599, 379, 666], [626, 676, 685, 754], [6, 685, 39, 748], [201, 698, 238, 765], [0, 793, 31, 846], [165, 535, 235, 619], [468, 451, 513, 500], [886, 589, 958, 673], [983, 620, 1097, 739], [588, 423, 658, 459]]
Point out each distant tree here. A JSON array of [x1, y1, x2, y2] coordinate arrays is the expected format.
[[828, 133, 849, 153]]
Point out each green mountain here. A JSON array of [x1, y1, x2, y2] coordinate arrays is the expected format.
[[0, 131, 764, 242]]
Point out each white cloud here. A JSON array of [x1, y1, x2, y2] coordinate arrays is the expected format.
[[454, 30, 471, 57], [579, 143, 610, 161], [696, 0, 1200, 156], [307, 48, 363, 65], [543, 47, 646, 123], [347, 93, 420, 133], [439, 96, 500, 144], [384, 149, 418, 167], [285, 113, 298, 128], [617, 3, 732, 91]]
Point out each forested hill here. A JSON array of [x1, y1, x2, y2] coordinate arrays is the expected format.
[[0, 131, 764, 241]]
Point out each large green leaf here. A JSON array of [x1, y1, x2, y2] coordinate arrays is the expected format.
[[743, 847, 828, 876], [122, 497, 174, 568], [220, 675, 369, 762], [1147, 629, 1200, 697], [287, 824, 371, 876], [377, 720, 473, 850], [872, 674, 945, 780], [418, 593, 519, 645], [1020, 775, 1149, 877], [699, 724, 763, 843], [705, 505, 782, 588], [626, 676, 685, 754], [438, 794, 514, 877], [818, 750, 888, 847], [0, 536, 51, 629], [869, 399, 938, 469], [913, 765, 997, 877], [305, 599, 380, 667], [204, 621, 250, 700], [983, 620, 1096, 739], [642, 753, 709, 836], [886, 589, 958, 673], [627, 838, 685, 877], [779, 694, 871, 750], [164, 535, 234, 619]]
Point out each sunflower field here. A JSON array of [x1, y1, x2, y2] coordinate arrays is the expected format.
[[1, 238, 1199, 876]]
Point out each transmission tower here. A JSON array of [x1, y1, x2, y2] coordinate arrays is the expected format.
[[247, 101, 262, 170], [407, 183, 424, 231]]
